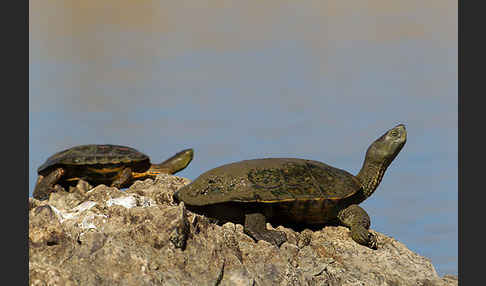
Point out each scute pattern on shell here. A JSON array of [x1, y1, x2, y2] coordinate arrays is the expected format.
[[195, 175, 245, 197], [307, 163, 360, 198], [175, 159, 361, 206], [247, 167, 283, 189], [37, 144, 149, 174]]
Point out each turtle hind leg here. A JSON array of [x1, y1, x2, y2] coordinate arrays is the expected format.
[[153, 148, 194, 175], [111, 167, 133, 189], [337, 204, 377, 249], [243, 213, 287, 247], [33, 168, 65, 200]]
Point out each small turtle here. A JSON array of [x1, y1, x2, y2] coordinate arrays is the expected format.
[[174, 124, 406, 249], [33, 145, 194, 200]]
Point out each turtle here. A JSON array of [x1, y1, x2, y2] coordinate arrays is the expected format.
[[173, 124, 406, 249], [33, 144, 194, 200]]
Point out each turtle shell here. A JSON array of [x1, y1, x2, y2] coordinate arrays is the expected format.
[[37, 144, 151, 182], [175, 158, 363, 224], [175, 158, 361, 206]]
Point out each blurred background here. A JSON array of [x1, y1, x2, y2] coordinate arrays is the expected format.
[[29, 0, 457, 276]]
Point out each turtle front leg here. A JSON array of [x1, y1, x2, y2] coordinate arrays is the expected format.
[[243, 213, 287, 247], [337, 204, 377, 249], [111, 167, 133, 189], [33, 168, 65, 201]]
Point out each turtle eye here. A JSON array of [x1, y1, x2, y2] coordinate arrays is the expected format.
[[390, 130, 399, 137]]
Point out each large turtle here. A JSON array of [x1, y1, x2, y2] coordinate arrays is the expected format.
[[174, 124, 406, 249], [33, 144, 194, 200]]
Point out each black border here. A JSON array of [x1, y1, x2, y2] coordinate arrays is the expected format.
[[459, 0, 481, 284], [24, 1, 29, 284], [6, 0, 28, 284]]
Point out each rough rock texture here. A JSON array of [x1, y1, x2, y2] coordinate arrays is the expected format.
[[29, 174, 458, 286]]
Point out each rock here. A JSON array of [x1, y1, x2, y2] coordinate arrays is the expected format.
[[29, 174, 457, 286]]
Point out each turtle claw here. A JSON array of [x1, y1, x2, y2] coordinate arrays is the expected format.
[[269, 230, 287, 247], [245, 229, 287, 247], [368, 233, 378, 250], [111, 167, 133, 189], [351, 225, 377, 249], [243, 213, 287, 247], [33, 168, 65, 201]]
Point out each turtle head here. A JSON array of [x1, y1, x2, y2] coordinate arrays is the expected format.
[[357, 124, 406, 199], [153, 148, 194, 175], [365, 124, 407, 166]]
